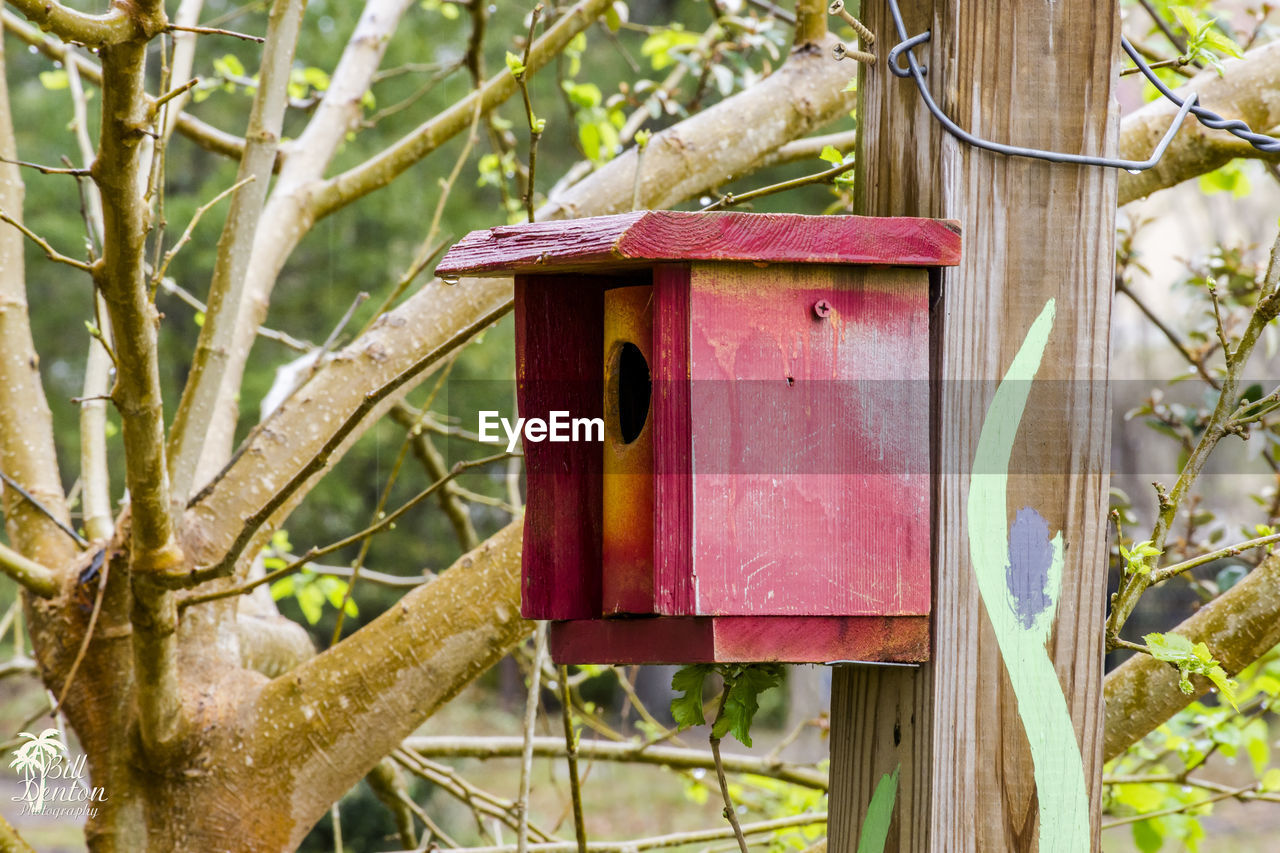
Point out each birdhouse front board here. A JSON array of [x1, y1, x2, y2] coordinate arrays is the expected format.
[[437, 211, 961, 665]]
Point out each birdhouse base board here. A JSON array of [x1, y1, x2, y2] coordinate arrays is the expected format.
[[547, 616, 928, 665]]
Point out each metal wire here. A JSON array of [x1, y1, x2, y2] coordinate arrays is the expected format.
[[1120, 38, 1280, 154], [883, 0, 1280, 170]]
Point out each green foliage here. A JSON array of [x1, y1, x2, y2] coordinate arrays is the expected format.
[[1143, 632, 1238, 708], [670, 663, 783, 747], [265, 531, 358, 625], [1198, 160, 1252, 199], [640, 26, 702, 71], [1170, 6, 1243, 72], [1106, 649, 1280, 850], [1121, 539, 1162, 575]]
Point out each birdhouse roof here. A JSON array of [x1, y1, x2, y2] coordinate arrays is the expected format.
[[435, 211, 961, 277]]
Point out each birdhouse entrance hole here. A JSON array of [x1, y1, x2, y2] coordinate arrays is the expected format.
[[610, 342, 650, 445]]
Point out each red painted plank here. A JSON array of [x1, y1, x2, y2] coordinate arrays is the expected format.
[[436, 212, 961, 277], [602, 285, 655, 614], [515, 274, 604, 620], [652, 265, 694, 615], [548, 616, 929, 664], [688, 264, 931, 617]]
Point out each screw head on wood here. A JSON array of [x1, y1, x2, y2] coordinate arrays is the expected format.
[[812, 300, 832, 319]]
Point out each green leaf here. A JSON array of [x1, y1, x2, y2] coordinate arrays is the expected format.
[[819, 144, 844, 165], [39, 70, 69, 90], [640, 27, 701, 71], [670, 664, 712, 730], [505, 51, 526, 78], [1144, 632, 1239, 709], [634, 129, 652, 150], [213, 54, 246, 79], [1132, 817, 1165, 853], [1200, 29, 1243, 59], [1171, 7, 1201, 39], [716, 664, 783, 747], [1262, 768, 1280, 792]]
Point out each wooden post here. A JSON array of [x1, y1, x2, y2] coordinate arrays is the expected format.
[[827, 0, 1116, 849]]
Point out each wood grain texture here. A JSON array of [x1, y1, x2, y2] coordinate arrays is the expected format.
[[514, 274, 604, 620], [435, 211, 961, 277], [548, 616, 928, 665], [828, 0, 1116, 848], [602, 285, 655, 614], [687, 263, 930, 618], [652, 265, 695, 615]]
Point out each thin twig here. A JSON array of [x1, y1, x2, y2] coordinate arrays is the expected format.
[[176, 300, 513, 586], [404, 736, 828, 790], [518, 624, 548, 853], [1116, 279, 1218, 389], [0, 471, 88, 548], [0, 209, 93, 272], [154, 76, 200, 109], [516, 5, 545, 223], [0, 156, 89, 176], [51, 554, 110, 715], [709, 689, 749, 853], [558, 666, 588, 853], [701, 158, 853, 211], [1102, 785, 1255, 829], [166, 22, 265, 42], [178, 452, 512, 608], [153, 176, 254, 285], [1148, 530, 1280, 584], [155, 276, 311, 351]]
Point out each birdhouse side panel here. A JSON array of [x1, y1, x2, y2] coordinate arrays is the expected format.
[[652, 265, 695, 615], [515, 275, 605, 620], [688, 263, 931, 617]]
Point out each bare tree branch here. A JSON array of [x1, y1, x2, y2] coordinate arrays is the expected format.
[[0, 540, 58, 597], [5, 0, 144, 47], [403, 736, 829, 789], [184, 0, 428, 492], [0, 31, 76, 572], [243, 518, 530, 852], [165, 0, 307, 504], [310, 0, 614, 222], [1, 10, 252, 163]]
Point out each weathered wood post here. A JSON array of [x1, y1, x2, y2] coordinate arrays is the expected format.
[[827, 0, 1117, 849]]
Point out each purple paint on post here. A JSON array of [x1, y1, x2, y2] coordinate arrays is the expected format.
[[1006, 507, 1054, 629]]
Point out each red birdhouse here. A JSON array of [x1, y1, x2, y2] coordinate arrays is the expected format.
[[436, 211, 960, 665]]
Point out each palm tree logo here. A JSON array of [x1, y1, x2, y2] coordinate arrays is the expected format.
[[9, 728, 68, 813]]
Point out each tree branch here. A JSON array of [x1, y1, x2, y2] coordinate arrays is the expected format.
[[4, 0, 144, 47], [309, 0, 613, 222], [0, 31, 76, 572], [1104, 551, 1280, 760], [166, 0, 306, 504], [1, 9, 252, 163], [242, 517, 531, 852], [403, 736, 829, 789], [1119, 40, 1280, 205], [793, 0, 827, 45], [181, 0, 434, 492], [0, 540, 58, 597]]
